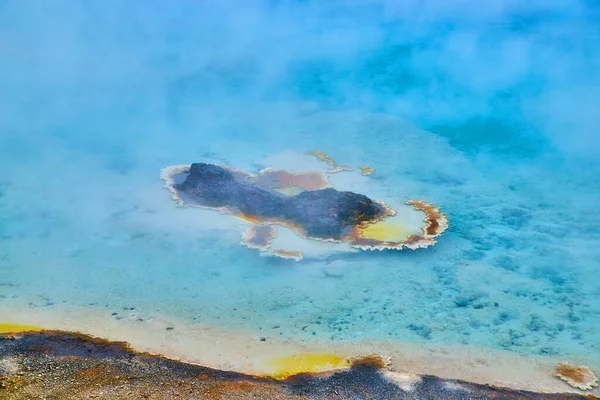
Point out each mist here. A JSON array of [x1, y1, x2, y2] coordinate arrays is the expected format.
[[1, 0, 599, 162]]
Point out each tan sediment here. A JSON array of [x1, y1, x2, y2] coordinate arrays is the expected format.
[[555, 362, 599, 391], [360, 166, 375, 176], [307, 150, 354, 174], [273, 249, 303, 261], [307, 150, 337, 167], [329, 164, 353, 173], [0, 304, 597, 396], [306, 150, 375, 176]]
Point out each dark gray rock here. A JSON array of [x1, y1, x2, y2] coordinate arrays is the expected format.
[[177, 163, 386, 239]]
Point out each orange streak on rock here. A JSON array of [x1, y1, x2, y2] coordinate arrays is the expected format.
[[555, 362, 598, 390], [237, 213, 263, 224]]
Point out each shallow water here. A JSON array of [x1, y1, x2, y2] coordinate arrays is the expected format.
[[1, 0, 600, 376]]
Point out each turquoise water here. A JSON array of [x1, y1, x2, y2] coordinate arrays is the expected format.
[[1, 0, 599, 367]]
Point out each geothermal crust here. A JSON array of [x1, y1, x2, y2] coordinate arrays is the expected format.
[[161, 157, 449, 258]]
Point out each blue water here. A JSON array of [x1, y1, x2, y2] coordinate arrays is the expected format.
[[1, 0, 599, 369]]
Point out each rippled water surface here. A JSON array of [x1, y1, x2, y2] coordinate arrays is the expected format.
[[1, 0, 599, 370]]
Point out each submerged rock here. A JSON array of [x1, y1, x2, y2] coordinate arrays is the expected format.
[[178, 163, 386, 240], [161, 153, 449, 260]]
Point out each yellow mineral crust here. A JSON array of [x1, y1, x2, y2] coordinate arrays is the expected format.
[[266, 353, 394, 379], [266, 353, 350, 379], [356, 218, 413, 243], [0, 323, 44, 333], [350, 200, 449, 251]]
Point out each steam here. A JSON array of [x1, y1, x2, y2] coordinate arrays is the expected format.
[[0, 0, 598, 159]]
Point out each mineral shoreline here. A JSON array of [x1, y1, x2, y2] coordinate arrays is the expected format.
[[0, 331, 595, 400]]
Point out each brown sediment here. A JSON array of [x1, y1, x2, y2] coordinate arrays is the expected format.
[[241, 225, 277, 251], [349, 354, 392, 369], [555, 362, 599, 391], [273, 249, 303, 261], [360, 166, 375, 175], [0, 331, 592, 400]]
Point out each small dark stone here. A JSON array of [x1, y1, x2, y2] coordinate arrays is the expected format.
[[537, 347, 558, 356], [259, 337, 266, 342]]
